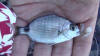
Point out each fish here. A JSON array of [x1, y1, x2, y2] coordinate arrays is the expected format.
[[19, 14, 80, 44]]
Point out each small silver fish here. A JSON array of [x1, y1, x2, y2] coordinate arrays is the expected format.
[[18, 14, 80, 44]]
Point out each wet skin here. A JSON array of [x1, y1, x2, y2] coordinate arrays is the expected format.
[[9, 0, 99, 56]]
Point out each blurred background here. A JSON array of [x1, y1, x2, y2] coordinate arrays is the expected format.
[[0, 0, 100, 56]]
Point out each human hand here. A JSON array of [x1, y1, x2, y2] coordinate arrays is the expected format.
[[9, 0, 99, 56]]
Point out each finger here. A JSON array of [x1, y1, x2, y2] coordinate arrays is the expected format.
[[12, 35, 30, 56], [52, 40, 73, 56], [72, 4, 99, 56], [72, 35, 94, 56], [33, 43, 53, 56], [72, 19, 97, 56]]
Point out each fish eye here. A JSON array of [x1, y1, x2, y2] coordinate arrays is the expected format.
[[70, 24, 76, 31]]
